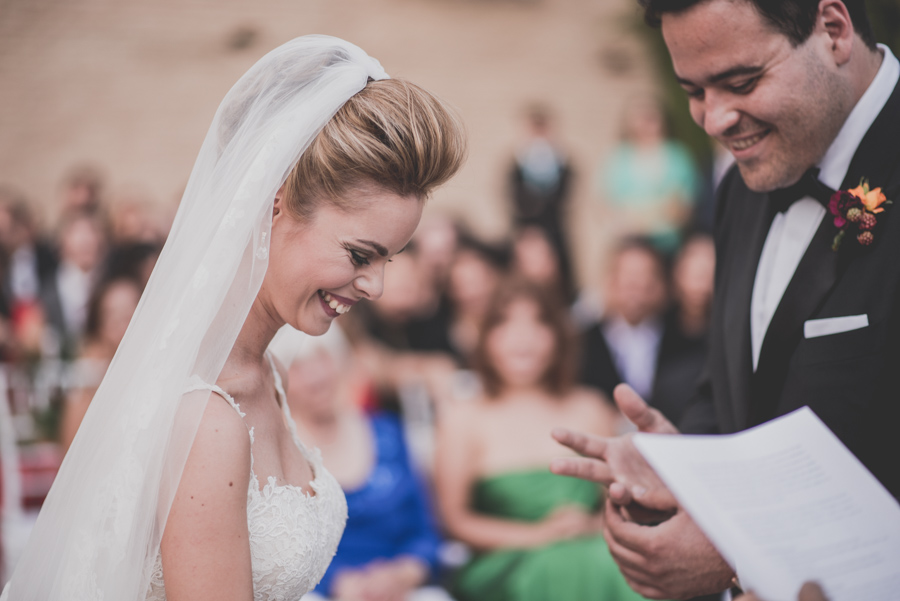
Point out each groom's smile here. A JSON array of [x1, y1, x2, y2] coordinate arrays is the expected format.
[[728, 129, 769, 152], [662, 0, 853, 193]]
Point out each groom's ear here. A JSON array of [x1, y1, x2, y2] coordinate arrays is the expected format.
[[818, 0, 855, 66]]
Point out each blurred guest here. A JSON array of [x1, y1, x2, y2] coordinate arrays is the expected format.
[[436, 281, 646, 601], [59, 276, 141, 453], [0, 187, 57, 359], [365, 243, 450, 354], [669, 234, 714, 340], [443, 233, 509, 366], [508, 104, 574, 288], [352, 241, 458, 417], [104, 241, 161, 289], [414, 215, 459, 293], [652, 233, 715, 425], [109, 193, 165, 246], [511, 226, 574, 304], [0, 188, 56, 312], [58, 164, 104, 223], [596, 97, 699, 254], [580, 239, 669, 404], [269, 326, 451, 601], [41, 212, 108, 358]]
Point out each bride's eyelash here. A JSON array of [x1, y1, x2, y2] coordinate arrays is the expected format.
[[348, 247, 370, 266]]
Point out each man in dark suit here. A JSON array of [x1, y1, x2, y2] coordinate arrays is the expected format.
[[580, 239, 669, 400], [580, 237, 713, 427], [552, 0, 899, 598]]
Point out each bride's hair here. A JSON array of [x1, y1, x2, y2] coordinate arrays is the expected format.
[[284, 78, 467, 219]]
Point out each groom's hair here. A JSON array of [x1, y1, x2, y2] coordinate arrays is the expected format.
[[639, 0, 877, 51]]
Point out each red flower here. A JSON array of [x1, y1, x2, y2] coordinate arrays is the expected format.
[[829, 190, 862, 228]]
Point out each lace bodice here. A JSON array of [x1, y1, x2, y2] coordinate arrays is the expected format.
[[145, 359, 347, 600]]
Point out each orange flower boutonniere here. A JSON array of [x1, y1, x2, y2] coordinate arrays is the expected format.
[[828, 178, 892, 251]]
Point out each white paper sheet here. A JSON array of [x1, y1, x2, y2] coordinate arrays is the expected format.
[[633, 408, 900, 601]]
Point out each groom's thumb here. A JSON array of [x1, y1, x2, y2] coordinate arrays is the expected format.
[[613, 384, 678, 434]]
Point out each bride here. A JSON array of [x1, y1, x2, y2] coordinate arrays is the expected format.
[[2, 36, 465, 600]]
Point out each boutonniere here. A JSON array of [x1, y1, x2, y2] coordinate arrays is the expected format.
[[828, 178, 892, 251]]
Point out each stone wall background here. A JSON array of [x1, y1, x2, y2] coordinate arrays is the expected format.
[[0, 0, 658, 287]]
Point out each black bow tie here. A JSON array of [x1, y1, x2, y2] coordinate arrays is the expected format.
[[769, 168, 836, 214]]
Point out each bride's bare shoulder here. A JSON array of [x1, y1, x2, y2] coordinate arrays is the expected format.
[[161, 392, 253, 589], [188, 392, 252, 479]]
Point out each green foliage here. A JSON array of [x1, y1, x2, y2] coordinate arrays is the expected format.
[[30, 396, 62, 442], [867, 0, 900, 56]]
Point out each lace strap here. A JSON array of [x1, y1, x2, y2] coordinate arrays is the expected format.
[[264, 352, 320, 465], [184, 376, 255, 445], [266, 352, 287, 408]]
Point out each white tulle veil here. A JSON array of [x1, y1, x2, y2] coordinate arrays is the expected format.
[[1, 35, 388, 601]]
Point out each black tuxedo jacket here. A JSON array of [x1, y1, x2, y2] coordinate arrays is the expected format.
[[680, 78, 900, 500]]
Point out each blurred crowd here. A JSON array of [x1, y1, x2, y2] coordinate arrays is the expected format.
[[0, 96, 721, 600]]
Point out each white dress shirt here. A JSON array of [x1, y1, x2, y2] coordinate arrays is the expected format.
[[10, 245, 40, 301], [56, 262, 94, 338], [749, 45, 900, 371], [602, 316, 664, 399]]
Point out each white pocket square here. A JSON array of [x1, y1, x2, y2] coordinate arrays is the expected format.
[[804, 314, 869, 339]]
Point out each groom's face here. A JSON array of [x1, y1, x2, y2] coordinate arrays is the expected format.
[[662, 0, 847, 192]]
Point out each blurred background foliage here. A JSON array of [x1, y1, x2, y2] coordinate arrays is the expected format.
[[868, 0, 900, 57]]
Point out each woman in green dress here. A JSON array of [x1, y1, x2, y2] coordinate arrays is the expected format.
[[435, 280, 654, 601]]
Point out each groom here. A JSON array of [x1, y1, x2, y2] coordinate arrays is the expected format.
[[553, 0, 900, 598]]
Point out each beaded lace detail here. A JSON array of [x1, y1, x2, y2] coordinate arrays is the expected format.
[[145, 356, 347, 600]]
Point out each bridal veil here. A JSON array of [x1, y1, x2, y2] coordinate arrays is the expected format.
[[2, 35, 388, 600]]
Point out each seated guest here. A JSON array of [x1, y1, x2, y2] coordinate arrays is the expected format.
[[652, 233, 715, 425], [0, 187, 58, 360], [580, 238, 668, 399], [511, 226, 575, 305], [59, 276, 142, 453], [443, 233, 510, 367], [269, 326, 452, 601], [580, 236, 715, 426], [436, 280, 649, 601], [42, 212, 108, 358]]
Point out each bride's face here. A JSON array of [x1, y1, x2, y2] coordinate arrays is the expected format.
[[262, 186, 423, 336]]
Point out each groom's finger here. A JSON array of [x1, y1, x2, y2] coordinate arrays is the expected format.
[[551, 427, 609, 458], [549, 456, 613, 484], [608, 482, 633, 505]]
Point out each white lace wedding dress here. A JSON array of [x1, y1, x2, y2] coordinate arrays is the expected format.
[[145, 358, 348, 600]]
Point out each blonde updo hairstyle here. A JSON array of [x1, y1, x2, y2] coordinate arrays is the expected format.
[[283, 78, 467, 220]]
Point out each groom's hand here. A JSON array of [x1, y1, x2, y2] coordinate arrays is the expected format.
[[604, 499, 734, 599], [550, 384, 678, 511]]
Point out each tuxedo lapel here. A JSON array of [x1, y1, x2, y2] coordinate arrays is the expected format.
[[749, 77, 900, 426], [750, 215, 839, 426], [721, 186, 771, 430]]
